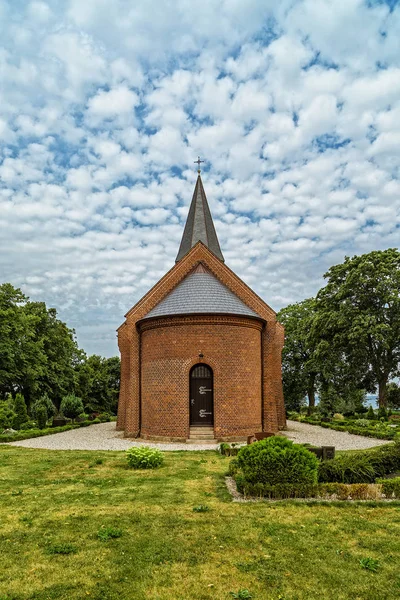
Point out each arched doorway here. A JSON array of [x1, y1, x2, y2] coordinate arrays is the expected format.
[[190, 364, 214, 426]]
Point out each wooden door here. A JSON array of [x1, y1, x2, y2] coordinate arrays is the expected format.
[[190, 364, 213, 426]]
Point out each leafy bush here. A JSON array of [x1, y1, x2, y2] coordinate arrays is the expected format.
[[367, 406, 376, 420], [237, 436, 319, 485], [376, 477, 400, 498], [36, 405, 48, 429], [378, 406, 388, 420], [318, 441, 400, 483], [12, 394, 28, 430], [0, 400, 16, 430], [333, 413, 345, 420], [60, 394, 84, 421], [354, 419, 370, 428], [126, 446, 163, 469], [31, 394, 56, 423]]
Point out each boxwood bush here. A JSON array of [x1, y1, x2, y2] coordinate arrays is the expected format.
[[126, 446, 163, 469], [237, 436, 319, 485]]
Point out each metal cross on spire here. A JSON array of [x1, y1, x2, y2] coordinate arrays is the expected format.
[[194, 156, 205, 174]]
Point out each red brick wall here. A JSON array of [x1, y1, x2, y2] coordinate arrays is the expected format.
[[116, 242, 286, 438], [140, 315, 263, 440]]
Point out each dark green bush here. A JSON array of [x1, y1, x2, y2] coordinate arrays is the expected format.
[[31, 394, 56, 423], [318, 441, 400, 483], [60, 394, 84, 420], [367, 406, 376, 420], [0, 400, 16, 430], [237, 436, 319, 485], [36, 405, 48, 429], [12, 394, 28, 430]]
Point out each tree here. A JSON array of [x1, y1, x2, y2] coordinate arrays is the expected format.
[[60, 394, 84, 421], [387, 383, 400, 409], [74, 355, 120, 414], [31, 394, 56, 423], [316, 249, 400, 408], [278, 299, 319, 412], [0, 399, 16, 430], [0, 284, 80, 408], [12, 393, 28, 430]]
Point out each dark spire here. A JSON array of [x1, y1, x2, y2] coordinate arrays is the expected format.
[[176, 175, 224, 262]]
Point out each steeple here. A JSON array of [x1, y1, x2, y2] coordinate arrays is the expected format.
[[176, 175, 224, 262]]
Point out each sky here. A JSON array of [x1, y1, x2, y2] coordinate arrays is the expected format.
[[1, 0, 400, 358]]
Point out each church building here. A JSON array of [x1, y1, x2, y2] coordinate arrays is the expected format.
[[117, 169, 285, 441]]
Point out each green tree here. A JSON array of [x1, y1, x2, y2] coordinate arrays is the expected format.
[[60, 394, 84, 421], [316, 249, 400, 408], [278, 298, 319, 412], [31, 394, 56, 423], [12, 393, 28, 430], [74, 355, 120, 414], [387, 382, 400, 409], [0, 399, 16, 430]]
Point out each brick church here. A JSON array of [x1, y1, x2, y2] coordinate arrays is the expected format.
[[117, 169, 285, 441]]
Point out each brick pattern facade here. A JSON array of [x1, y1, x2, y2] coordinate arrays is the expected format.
[[117, 242, 286, 439], [140, 315, 262, 440]]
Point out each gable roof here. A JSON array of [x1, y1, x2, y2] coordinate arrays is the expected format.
[[176, 175, 224, 262], [142, 263, 260, 321]]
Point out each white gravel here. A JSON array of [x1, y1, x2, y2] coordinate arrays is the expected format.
[[5, 419, 391, 452], [6, 422, 220, 451], [282, 420, 390, 451]]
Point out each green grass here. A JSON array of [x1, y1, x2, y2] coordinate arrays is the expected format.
[[0, 447, 399, 600]]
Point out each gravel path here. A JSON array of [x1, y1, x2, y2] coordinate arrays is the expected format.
[[283, 420, 390, 451], [6, 422, 220, 451], [5, 419, 391, 452]]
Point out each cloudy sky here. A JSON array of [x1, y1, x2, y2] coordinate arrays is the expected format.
[[1, 0, 400, 357]]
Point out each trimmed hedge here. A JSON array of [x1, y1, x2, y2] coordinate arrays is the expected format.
[[377, 477, 400, 498], [234, 477, 399, 500], [289, 414, 398, 440], [0, 418, 106, 443]]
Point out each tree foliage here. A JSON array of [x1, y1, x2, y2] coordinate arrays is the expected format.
[[0, 283, 120, 415], [315, 249, 400, 408], [60, 394, 84, 420], [279, 249, 400, 412]]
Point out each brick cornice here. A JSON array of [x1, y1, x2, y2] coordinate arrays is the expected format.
[[138, 314, 264, 332]]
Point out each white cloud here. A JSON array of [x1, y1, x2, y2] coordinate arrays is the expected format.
[[1, 0, 400, 355]]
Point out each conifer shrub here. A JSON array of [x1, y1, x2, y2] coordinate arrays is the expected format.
[[36, 405, 48, 429], [13, 394, 28, 430], [126, 447, 163, 469], [60, 394, 84, 421], [0, 400, 16, 430], [236, 436, 319, 485], [367, 406, 376, 420], [31, 394, 56, 423]]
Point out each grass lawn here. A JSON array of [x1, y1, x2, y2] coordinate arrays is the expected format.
[[0, 446, 399, 600]]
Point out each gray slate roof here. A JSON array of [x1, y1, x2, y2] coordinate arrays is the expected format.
[[143, 269, 260, 320], [176, 175, 224, 262]]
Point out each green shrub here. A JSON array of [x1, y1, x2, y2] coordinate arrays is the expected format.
[[60, 394, 84, 421], [237, 437, 319, 485], [126, 446, 163, 469], [378, 406, 388, 420], [227, 458, 239, 476], [12, 394, 28, 430], [0, 400, 16, 430], [318, 441, 400, 483], [31, 394, 56, 423], [36, 406, 47, 429], [376, 477, 400, 498], [354, 419, 370, 428], [367, 406, 376, 420]]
